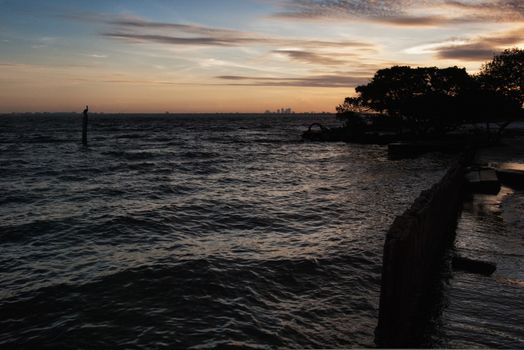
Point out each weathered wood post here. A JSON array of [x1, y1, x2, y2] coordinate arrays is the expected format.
[[82, 105, 88, 146], [375, 154, 469, 347]]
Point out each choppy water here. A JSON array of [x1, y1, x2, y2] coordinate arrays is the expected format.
[[0, 114, 452, 349]]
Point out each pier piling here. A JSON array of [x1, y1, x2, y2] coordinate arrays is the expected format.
[[82, 105, 88, 146]]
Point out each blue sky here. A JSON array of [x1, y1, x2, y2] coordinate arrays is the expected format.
[[0, 0, 522, 112]]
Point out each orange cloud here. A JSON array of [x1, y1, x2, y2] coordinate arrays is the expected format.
[[270, 0, 524, 26]]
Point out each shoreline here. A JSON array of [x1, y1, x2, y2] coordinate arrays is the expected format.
[[376, 132, 524, 347], [437, 135, 524, 347]]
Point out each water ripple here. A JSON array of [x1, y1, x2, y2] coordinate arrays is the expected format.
[[0, 114, 452, 348]]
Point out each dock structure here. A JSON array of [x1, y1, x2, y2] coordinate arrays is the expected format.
[[464, 162, 524, 193], [465, 167, 501, 194]]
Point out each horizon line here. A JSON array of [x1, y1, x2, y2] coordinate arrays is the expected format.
[[0, 111, 336, 115]]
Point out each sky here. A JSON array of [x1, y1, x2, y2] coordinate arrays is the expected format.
[[0, 0, 522, 113]]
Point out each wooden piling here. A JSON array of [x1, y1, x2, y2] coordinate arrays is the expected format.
[[375, 154, 470, 347], [82, 106, 88, 146]]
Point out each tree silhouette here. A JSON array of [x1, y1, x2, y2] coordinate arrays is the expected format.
[[337, 48, 523, 138], [338, 66, 472, 135], [477, 48, 523, 106]]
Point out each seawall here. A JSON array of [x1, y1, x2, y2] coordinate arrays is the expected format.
[[375, 154, 471, 347]]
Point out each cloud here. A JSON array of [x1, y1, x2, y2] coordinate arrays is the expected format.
[[436, 44, 498, 60], [68, 72, 369, 88], [59, 14, 373, 52], [375, 15, 447, 26], [407, 27, 524, 61], [61, 13, 377, 73], [216, 74, 369, 87], [270, 0, 524, 26], [272, 0, 410, 19], [273, 49, 349, 65], [444, 0, 524, 20], [102, 32, 237, 46], [108, 18, 241, 37], [100, 17, 373, 49], [87, 54, 108, 58]]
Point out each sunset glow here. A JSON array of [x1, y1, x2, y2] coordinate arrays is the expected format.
[[1, 0, 522, 113]]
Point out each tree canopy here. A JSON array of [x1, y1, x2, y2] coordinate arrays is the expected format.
[[337, 48, 523, 136], [477, 48, 524, 105]]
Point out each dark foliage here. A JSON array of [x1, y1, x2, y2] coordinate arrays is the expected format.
[[477, 48, 523, 105], [337, 48, 524, 137]]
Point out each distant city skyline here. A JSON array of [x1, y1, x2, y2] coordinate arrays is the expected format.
[[0, 0, 523, 113]]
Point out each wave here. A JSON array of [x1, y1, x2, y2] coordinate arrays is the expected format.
[[0, 114, 456, 348], [0, 256, 378, 348]]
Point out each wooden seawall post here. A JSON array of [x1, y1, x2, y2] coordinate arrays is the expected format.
[[375, 153, 472, 347]]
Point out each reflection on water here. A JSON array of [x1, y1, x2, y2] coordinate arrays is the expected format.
[[496, 162, 524, 171], [0, 114, 453, 348], [436, 185, 524, 348], [462, 186, 513, 217]]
